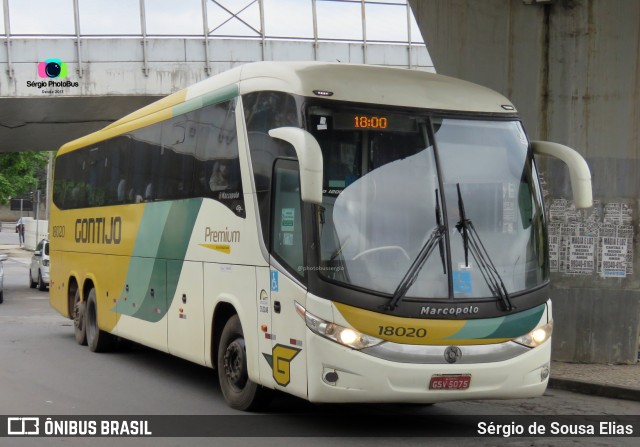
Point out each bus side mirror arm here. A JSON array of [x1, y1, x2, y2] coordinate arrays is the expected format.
[[268, 127, 324, 205], [531, 141, 593, 209]]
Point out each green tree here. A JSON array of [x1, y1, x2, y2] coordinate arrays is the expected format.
[[0, 151, 50, 205]]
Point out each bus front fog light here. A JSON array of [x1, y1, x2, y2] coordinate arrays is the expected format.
[[324, 371, 339, 384], [541, 364, 550, 381]]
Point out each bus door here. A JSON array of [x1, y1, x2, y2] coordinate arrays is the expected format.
[[265, 159, 308, 399]]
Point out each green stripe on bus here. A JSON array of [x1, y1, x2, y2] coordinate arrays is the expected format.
[[160, 199, 203, 309], [449, 304, 545, 340], [114, 202, 172, 320], [116, 199, 202, 322], [448, 316, 506, 339], [483, 304, 545, 339], [172, 84, 239, 117]]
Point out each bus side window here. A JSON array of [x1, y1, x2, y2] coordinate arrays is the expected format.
[[159, 114, 196, 200], [271, 160, 304, 279], [195, 99, 245, 217]]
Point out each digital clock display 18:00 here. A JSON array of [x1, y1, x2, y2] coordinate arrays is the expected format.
[[333, 112, 417, 132], [354, 115, 387, 129]]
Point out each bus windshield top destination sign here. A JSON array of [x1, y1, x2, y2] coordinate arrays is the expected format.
[[333, 112, 417, 132]]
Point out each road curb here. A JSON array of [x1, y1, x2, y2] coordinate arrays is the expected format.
[[549, 377, 640, 402]]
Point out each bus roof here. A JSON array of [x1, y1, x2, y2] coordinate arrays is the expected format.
[[58, 62, 516, 155]]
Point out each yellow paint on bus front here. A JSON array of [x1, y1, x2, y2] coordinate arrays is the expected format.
[[334, 302, 511, 346]]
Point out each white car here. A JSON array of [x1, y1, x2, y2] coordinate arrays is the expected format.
[[30, 239, 50, 291], [0, 254, 7, 303]]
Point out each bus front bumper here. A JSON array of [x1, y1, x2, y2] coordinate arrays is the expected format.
[[306, 331, 551, 404]]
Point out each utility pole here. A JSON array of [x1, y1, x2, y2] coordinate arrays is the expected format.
[[35, 187, 40, 247], [45, 151, 53, 220]]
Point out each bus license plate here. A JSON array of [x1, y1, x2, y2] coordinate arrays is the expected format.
[[429, 374, 471, 390]]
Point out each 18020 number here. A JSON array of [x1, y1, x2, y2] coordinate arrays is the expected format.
[[51, 225, 66, 238], [377, 326, 427, 338]]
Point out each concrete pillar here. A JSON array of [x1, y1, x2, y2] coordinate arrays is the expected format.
[[409, 0, 640, 363]]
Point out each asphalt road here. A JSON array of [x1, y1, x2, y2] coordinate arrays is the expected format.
[[1, 239, 639, 447]]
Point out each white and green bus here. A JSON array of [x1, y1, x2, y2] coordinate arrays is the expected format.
[[50, 62, 592, 410]]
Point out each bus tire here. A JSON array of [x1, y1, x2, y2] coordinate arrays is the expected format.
[[73, 289, 87, 346], [85, 288, 114, 353], [217, 315, 270, 411]]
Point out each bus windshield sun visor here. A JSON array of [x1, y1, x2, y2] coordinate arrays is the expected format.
[[455, 184, 513, 312], [383, 190, 447, 311]]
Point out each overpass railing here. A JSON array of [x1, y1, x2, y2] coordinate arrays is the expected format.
[[1, 0, 429, 78]]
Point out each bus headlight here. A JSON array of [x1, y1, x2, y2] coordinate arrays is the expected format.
[[513, 320, 553, 348], [295, 302, 384, 350]]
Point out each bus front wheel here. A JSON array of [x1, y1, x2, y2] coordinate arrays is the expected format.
[[85, 288, 114, 353], [217, 315, 270, 411]]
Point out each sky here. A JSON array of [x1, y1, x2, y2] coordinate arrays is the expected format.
[[0, 0, 424, 43]]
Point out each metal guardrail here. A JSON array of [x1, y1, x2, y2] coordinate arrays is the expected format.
[[1, 0, 426, 78]]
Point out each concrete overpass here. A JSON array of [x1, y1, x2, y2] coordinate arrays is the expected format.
[[0, 0, 431, 153]]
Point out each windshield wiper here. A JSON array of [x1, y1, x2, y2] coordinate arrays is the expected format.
[[455, 184, 513, 312], [435, 188, 447, 275], [384, 191, 447, 311]]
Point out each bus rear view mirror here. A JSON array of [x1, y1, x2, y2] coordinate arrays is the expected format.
[[268, 127, 324, 205], [531, 141, 593, 209]]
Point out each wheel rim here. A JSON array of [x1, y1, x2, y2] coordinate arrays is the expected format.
[[223, 338, 248, 392], [74, 295, 84, 331]]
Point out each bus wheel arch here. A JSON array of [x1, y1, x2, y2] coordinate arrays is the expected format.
[[212, 301, 237, 370], [213, 305, 271, 411]]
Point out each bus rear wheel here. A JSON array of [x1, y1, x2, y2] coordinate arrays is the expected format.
[[85, 288, 114, 352], [73, 289, 87, 346], [217, 315, 270, 411]]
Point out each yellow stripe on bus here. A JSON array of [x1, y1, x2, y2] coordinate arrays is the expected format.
[[199, 244, 231, 254], [103, 90, 188, 131], [57, 108, 175, 156]]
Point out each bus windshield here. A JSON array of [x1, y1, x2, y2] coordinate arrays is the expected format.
[[309, 105, 548, 300]]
